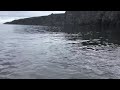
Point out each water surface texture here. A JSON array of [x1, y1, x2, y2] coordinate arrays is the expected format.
[[0, 24, 120, 79]]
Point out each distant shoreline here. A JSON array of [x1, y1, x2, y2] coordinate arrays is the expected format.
[[5, 11, 120, 33]]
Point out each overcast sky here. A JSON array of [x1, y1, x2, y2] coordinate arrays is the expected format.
[[0, 11, 65, 23]]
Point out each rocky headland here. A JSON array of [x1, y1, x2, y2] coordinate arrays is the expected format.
[[4, 11, 120, 32]]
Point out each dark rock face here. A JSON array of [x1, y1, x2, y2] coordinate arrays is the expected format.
[[65, 11, 120, 27], [62, 11, 120, 33]]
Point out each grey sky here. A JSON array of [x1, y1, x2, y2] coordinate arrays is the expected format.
[[0, 11, 65, 23]]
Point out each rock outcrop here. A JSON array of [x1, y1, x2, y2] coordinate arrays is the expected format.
[[5, 13, 65, 26]]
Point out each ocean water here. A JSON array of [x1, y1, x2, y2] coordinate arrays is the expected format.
[[0, 24, 120, 79]]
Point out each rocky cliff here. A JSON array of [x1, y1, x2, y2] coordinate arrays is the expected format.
[[5, 11, 120, 30], [65, 11, 120, 27]]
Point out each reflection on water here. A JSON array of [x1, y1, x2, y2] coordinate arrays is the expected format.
[[63, 24, 120, 45], [0, 24, 120, 79]]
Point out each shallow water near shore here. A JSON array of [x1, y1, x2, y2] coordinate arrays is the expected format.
[[0, 24, 120, 79]]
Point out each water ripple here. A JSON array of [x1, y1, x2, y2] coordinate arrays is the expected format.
[[0, 24, 120, 79]]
